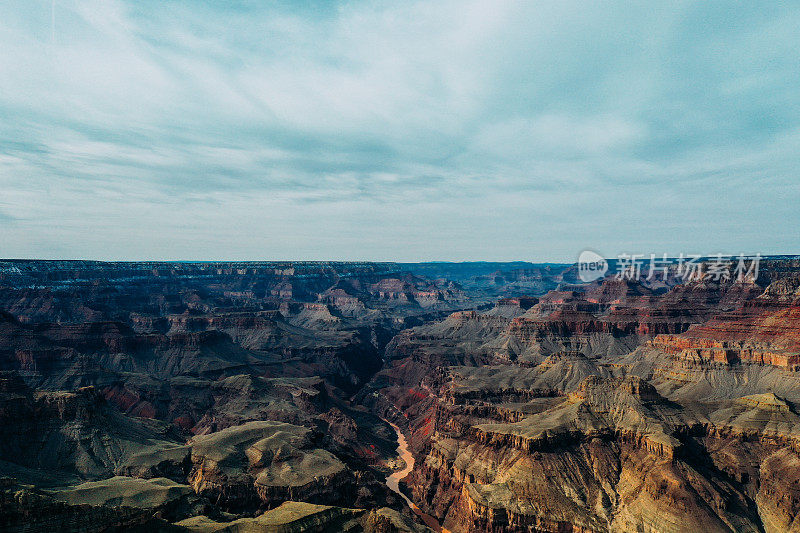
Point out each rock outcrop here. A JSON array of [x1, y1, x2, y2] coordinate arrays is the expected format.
[[187, 421, 350, 511], [3, 258, 800, 532], [361, 260, 800, 532]]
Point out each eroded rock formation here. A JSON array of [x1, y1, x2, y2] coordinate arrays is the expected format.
[[3, 258, 800, 532]]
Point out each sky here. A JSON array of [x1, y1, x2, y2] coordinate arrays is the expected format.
[[0, 1, 798, 262]]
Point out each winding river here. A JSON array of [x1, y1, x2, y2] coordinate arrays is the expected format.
[[385, 421, 450, 533]]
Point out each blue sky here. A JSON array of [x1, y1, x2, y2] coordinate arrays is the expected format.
[[0, 1, 798, 261]]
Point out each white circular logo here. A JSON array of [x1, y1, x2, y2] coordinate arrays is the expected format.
[[577, 250, 608, 282]]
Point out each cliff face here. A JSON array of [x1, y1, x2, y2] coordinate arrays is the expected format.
[[373, 371, 800, 532], [504, 277, 767, 364], [0, 261, 479, 417], [360, 260, 800, 532], [649, 297, 800, 369], [0, 484, 180, 533], [186, 421, 352, 511], [0, 371, 185, 481], [0, 260, 484, 532], [4, 259, 800, 532]]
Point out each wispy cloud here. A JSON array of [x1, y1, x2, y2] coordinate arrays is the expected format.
[[0, 209, 16, 223], [0, 1, 798, 260]]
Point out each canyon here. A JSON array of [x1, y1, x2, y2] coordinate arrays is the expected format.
[[1, 258, 800, 532]]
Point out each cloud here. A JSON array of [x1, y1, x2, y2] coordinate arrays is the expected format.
[[0, 0, 798, 260], [0, 209, 15, 223]]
